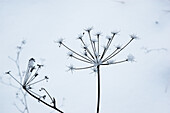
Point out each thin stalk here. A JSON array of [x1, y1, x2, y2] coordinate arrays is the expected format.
[[102, 48, 118, 62], [104, 38, 133, 62], [88, 32, 96, 59], [97, 36, 99, 56], [72, 55, 92, 64], [96, 65, 100, 113], [62, 43, 91, 62], [100, 34, 115, 60], [23, 86, 64, 113], [101, 59, 127, 65], [28, 78, 46, 86], [74, 65, 94, 70], [80, 39, 94, 59], [8, 73, 22, 86], [40, 88, 53, 101]]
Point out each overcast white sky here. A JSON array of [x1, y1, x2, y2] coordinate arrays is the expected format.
[[0, 0, 170, 113]]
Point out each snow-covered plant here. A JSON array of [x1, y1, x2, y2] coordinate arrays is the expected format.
[[0, 40, 30, 113], [5, 42, 63, 113], [56, 27, 137, 113]]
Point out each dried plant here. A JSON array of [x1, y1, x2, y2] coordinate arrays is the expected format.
[[0, 40, 29, 113], [56, 27, 137, 113], [5, 41, 63, 113]]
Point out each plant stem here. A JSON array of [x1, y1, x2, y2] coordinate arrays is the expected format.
[[96, 65, 100, 113], [23, 86, 64, 113]]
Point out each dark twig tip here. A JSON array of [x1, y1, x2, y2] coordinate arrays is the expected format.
[[5, 71, 11, 74]]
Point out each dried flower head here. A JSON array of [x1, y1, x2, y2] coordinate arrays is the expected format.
[[115, 44, 122, 49], [91, 38, 98, 43], [67, 52, 74, 58], [106, 36, 112, 41], [77, 34, 83, 40], [130, 34, 138, 40], [95, 32, 102, 36], [84, 27, 93, 32], [127, 54, 135, 62], [111, 31, 119, 35], [55, 38, 64, 47], [67, 64, 75, 73]]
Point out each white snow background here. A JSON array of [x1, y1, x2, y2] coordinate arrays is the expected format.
[[0, 0, 170, 113]]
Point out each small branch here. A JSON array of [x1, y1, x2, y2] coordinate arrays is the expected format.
[[23, 86, 64, 113], [104, 38, 133, 62], [102, 48, 118, 62], [100, 34, 116, 60], [14, 103, 23, 113], [87, 32, 96, 59], [72, 55, 92, 64], [28, 78, 46, 86], [62, 43, 91, 62], [6, 73, 22, 86], [39, 88, 53, 101], [80, 39, 94, 59], [74, 65, 94, 70], [101, 59, 127, 65]]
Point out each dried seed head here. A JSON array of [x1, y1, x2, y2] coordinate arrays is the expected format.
[[67, 52, 74, 58], [55, 38, 64, 47], [77, 34, 83, 40], [127, 54, 135, 62], [130, 34, 138, 40], [84, 27, 93, 32]]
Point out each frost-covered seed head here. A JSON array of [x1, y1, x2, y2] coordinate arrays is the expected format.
[[127, 54, 135, 62], [67, 64, 75, 72], [56, 38, 64, 47], [84, 27, 93, 32], [130, 34, 138, 40], [106, 36, 112, 41], [67, 52, 74, 58], [111, 31, 119, 35], [102, 45, 107, 50], [95, 52, 99, 57], [95, 32, 102, 36], [82, 44, 88, 50], [77, 34, 83, 40], [22, 40, 26, 45], [83, 51, 88, 56], [115, 44, 122, 49], [91, 39, 98, 43]]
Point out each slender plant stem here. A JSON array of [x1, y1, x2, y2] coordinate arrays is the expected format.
[[88, 32, 96, 59], [62, 43, 91, 62], [23, 86, 64, 113], [97, 36, 99, 56], [80, 39, 94, 59], [96, 65, 100, 113], [101, 59, 127, 65], [103, 38, 133, 62], [72, 55, 92, 64], [100, 34, 115, 60], [102, 48, 118, 62], [74, 65, 94, 70]]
